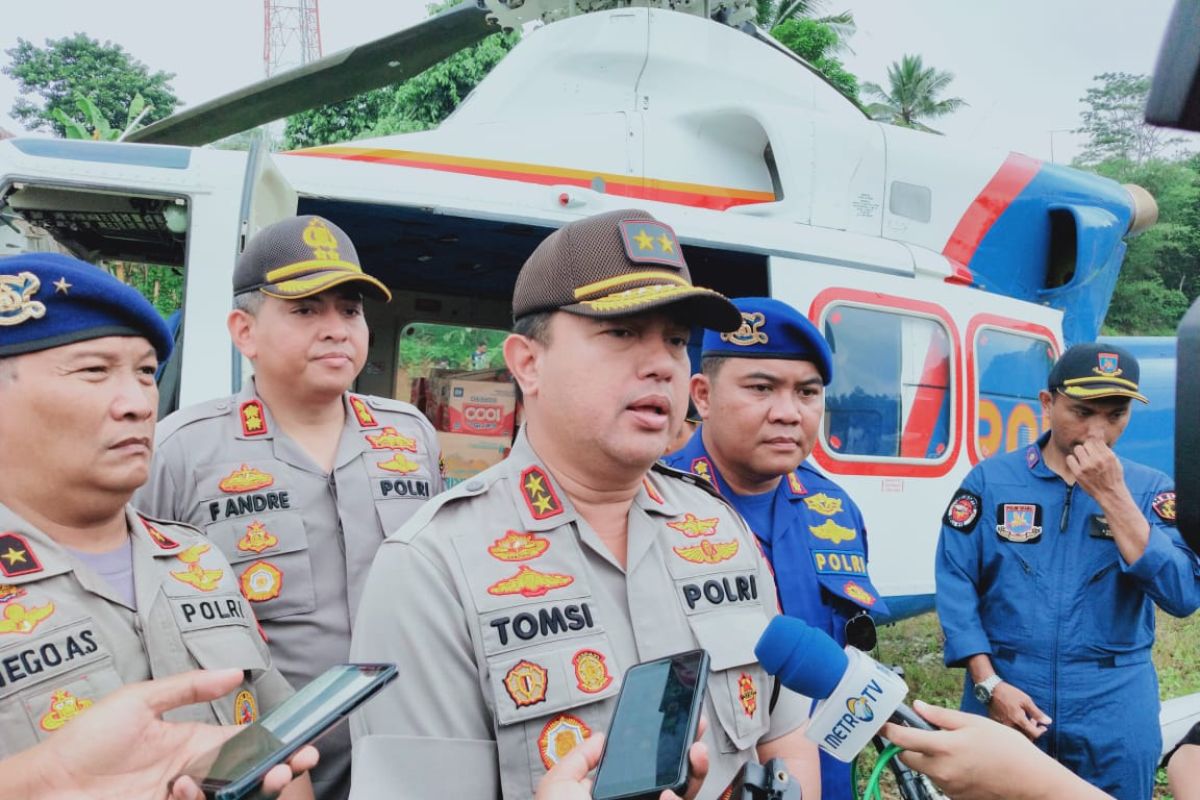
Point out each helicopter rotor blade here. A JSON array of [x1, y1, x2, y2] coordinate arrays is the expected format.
[[126, 2, 493, 146]]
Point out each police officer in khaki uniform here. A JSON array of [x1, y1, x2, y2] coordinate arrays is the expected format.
[[136, 215, 442, 799], [349, 209, 820, 800], [0, 253, 305, 798]]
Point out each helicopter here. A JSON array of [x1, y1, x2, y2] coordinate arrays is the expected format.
[[0, 0, 1163, 619]]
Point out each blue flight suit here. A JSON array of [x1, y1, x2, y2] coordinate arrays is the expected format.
[[936, 432, 1200, 800], [665, 430, 888, 800]]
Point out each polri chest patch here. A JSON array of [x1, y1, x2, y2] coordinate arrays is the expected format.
[[996, 503, 1043, 543]]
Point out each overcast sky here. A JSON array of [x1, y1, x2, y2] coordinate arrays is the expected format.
[[1, 0, 1190, 163]]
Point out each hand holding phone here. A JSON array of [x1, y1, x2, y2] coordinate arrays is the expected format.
[[174, 663, 398, 800], [591, 649, 710, 800]]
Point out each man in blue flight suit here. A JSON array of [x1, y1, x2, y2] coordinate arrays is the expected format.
[[936, 342, 1200, 800], [665, 296, 887, 800]]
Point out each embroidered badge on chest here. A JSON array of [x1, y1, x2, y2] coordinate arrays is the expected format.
[[218, 465, 274, 494], [667, 513, 718, 538], [237, 521, 279, 554], [39, 689, 92, 731], [377, 452, 420, 474], [803, 493, 842, 516], [365, 426, 418, 452], [996, 503, 1043, 543], [673, 539, 740, 565], [843, 580, 877, 607], [503, 660, 549, 707], [809, 519, 857, 545], [538, 714, 591, 769], [486, 566, 574, 598], [738, 673, 758, 717], [234, 689, 258, 724], [488, 531, 549, 562], [240, 561, 283, 602], [521, 466, 563, 520], [944, 491, 981, 533], [572, 649, 613, 694], [0, 583, 26, 604], [0, 600, 54, 634], [171, 544, 224, 592]]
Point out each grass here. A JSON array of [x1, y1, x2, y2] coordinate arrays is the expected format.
[[851, 610, 1200, 800]]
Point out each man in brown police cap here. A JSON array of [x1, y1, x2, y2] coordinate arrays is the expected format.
[[349, 209, 821, 800], [137, 215, 443, 800]]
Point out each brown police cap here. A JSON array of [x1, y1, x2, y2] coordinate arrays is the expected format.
[[233, 215, 391, 302], [512, 209, 742, 332]]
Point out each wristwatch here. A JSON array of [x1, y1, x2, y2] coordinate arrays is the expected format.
[[974, 674, 1004, 706]]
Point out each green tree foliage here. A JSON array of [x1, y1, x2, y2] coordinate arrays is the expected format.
[[4, 34, 178, 136], [756, 0, 854, 46], [398, 323, 509, 374], [284, 30, 518, 150], [1094, 157, 1200, 335], [52, 91, 154, 141], [861, 54, 966, 134], [770, 18, 859, 102], [1075, 73, 1187, 167], [104, 262, 185, 318]]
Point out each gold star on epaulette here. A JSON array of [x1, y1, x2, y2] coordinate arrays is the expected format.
[[658, 234, 674, 253], [634, 229, 654, 250]]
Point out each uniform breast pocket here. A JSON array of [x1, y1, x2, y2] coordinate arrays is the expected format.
[[687, 609, 771, 754], [0, 619, 124, 755], [1080, 559, 1148, 648], [180, 622, 270, 725], [980, 548, 1039, 641], [205, 513, 316, 621], [485, 634, 621, 796], [371, 469, 435, 536]]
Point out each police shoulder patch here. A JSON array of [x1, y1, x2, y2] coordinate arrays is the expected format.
[[1152, 491, 1176, 524], [943, 491, 982, 533], [652, 461, 723, 501]]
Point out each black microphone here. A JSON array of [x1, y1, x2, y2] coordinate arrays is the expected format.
[[754, 616, 935, 761]]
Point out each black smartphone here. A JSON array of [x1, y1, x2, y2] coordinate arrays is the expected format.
[[591, 649, 710, 800], [175, 663, 398, 800]]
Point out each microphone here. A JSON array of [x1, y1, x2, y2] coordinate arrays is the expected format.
[[754, 615, 934, 762]]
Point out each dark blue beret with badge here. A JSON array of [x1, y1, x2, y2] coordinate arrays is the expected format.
[[0, 252, 173, 360], [701, 296, 833, 385]]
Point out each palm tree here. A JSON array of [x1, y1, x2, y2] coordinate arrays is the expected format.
[[861, 54, 967, 134], [758, 0, 855, 50]]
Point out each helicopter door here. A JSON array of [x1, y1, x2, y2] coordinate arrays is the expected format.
[[229, 139, 298, 395]]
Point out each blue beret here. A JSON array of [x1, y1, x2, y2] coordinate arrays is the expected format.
[[701, 296, 833, 385], [0, 253, 173, 361]]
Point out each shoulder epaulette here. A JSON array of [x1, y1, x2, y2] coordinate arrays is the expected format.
[[652, 461, 724, 501], [136, 511, 205, 538], [390, 467, 500, 544], [155, 397, 235, 442]]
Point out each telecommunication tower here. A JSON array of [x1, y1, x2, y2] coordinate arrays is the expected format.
[[263, 0, 323, 77]]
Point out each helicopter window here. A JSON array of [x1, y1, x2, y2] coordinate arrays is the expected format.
[[889, 182, 931, 224], [971, 324, 1057, 460], [821, 303, 953, 463]]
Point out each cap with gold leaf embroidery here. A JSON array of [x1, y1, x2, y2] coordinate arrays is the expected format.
[[512, 209, 741, 331], [0, 252, 172, 360], [1048, 343, 1148, 404], [233, 215, 391, 302]]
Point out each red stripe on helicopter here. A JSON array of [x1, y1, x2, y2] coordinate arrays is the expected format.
[[288, 147, 776, 211], [899, 340, 950, 459], [941, 153, 1042, 284]]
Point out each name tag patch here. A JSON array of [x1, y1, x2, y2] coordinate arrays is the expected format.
[[0, 619, 105, 697], [171, 594, 250, 633], [812, 550, 867, 577]]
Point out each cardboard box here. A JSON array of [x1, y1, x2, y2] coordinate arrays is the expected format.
[[438, 431, 511, 488], [444, 378, 517, 437]]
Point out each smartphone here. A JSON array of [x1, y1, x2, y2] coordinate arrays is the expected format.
[[591, 649, 710, 800], [176, 663, 398, 800]]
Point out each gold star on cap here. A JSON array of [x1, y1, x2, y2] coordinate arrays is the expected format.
[[53, 277, 71, 295]]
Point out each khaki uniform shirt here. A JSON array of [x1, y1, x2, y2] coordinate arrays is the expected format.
[[135, 379, 443, 799], [0, 505, 291, 758], [349, 430, 809, 800]]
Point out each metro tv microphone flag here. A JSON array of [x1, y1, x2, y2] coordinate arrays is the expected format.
[[754, 616, 934, 762]]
